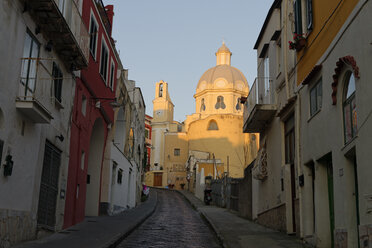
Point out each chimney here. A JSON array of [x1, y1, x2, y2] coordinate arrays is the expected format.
[[105, 5, 114, 35]]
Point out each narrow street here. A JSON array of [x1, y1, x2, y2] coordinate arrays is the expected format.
[[117, 190, 221, 248]]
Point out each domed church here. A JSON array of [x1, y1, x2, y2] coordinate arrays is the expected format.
[[146, 43, 258, 194]]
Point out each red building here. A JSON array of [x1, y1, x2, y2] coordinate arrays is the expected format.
[[64, 0, 119, 228], [145, 115, 152, 172]]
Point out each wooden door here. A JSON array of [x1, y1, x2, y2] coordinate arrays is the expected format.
[[154, 173, 163, 186]]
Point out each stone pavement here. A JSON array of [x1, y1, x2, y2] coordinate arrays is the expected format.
[[13, 190, 157, 248], [179, 190, 311, 248]]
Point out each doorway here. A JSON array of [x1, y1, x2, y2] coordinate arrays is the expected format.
[[154, 172, 163, 186], [85, 118, 104, 216], [326, 159, 335, 248], [37, 141, 61, 229]]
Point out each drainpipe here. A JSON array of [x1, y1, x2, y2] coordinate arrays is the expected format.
[[284, 0, 290, 99], [295, 92, 303, 237]]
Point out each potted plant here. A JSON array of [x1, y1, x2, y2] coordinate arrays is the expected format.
[[289, 33, 307, 51]]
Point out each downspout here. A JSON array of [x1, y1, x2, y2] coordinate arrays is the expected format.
[[284, 0, 290, 99], [295, 92, 303, 237]]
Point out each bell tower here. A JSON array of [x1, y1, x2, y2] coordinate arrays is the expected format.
[[152, 80, 174, 123]]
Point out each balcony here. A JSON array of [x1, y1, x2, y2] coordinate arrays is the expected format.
[[23, 0, 89, 70], [243, 77, 277, 133], [16, 58, 54, 123]]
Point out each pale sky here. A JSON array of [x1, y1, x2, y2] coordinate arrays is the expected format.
[[103, 0, 273, 122]]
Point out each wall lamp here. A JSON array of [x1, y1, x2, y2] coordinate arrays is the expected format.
[[56, 134, 64, 142], [91, 97, 121, 109]]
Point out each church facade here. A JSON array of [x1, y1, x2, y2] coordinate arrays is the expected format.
[[146, 43, 258, 194]]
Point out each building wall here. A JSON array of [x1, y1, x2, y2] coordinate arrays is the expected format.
[[0, 0, 78, 245], [187, 114, 256, 178], [64, 0, 118, 228], [296, 0, 359, 85], [299, 1, 372, 246], [164, 133, 188, 189]]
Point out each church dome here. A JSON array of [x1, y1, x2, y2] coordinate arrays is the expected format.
[[196, 65, 248, 93], [196, 43, 248, 94]]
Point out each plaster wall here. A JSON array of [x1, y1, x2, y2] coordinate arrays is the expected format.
[[298, 1, 372, 246], [0, 0, 76, 244], [187, 114, 256, 178], [250, 0, 299, 235], [110, 145, 135, 211]]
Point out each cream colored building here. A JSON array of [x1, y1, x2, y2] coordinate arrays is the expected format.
[[243, 0, 372, 247], [146, 43, 258, 191]]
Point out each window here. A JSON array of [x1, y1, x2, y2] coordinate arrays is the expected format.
[[81, 95, 87, 116], [309, 78, 322, 116], [80, 151, 85, 170], [20, 32, 40, 94], [89, 14, 98, 58], [200, 98, 206, 111], [264, 55, 270, 96], [174, 148, 180, 156], [215, 96, 226, 109], [236, 98, 242, 111], [100, 38, 109, 82], [177, 125, 182, 132], [159, 83, 163, 97], [52, 62, 63, 103], [276, 38, 282, 75], [294, 0, 313, 35], [294, 0, 303, 35], [207, 120, 219, 130], [109, 60, 115, 90], [343, 72, 357, 143], [285, 115, 295, 164], [117, 168, 123, 184], [58, 0, 66, 15], [306, 0, 313, 30]]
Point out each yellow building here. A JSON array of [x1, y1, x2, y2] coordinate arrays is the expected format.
[[146, 43, 258, 190]]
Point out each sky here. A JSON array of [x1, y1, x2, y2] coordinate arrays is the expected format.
[[103, 0, 273, 122]]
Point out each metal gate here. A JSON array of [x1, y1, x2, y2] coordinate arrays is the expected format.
[[37, 141, 61, 229]]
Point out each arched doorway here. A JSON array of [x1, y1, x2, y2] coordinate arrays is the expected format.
[[85, 118, 104, 216]]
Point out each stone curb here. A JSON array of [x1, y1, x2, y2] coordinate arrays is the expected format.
[[102, 191, 158, 248], [176, 190, 228, 248]]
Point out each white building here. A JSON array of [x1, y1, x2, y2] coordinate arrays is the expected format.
[[0, 0, 88, 246]]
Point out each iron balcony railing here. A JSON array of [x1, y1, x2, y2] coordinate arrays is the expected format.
[[55, 0, 90, 62], [244, 77, 276, 121], [25, 0, 89, 68], [17, 57, 69, 122]]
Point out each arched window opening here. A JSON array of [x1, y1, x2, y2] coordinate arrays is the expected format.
[[215, 96, 226, 109], [159, 83, 163, 97], [200, 98, 206, 112], [236, 98, 242, 111], [343, 71, 357, 144], [207, 120, 219, 130]]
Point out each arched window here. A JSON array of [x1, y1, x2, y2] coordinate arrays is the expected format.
[[236, 98, 242, 111], [215, 96, 226, 109], [207, 120, 219, 130], [200, 98, 206, 112], [343, 71, 357, 143], [159, 83, 163, 97]]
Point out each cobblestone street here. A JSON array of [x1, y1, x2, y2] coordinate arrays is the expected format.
[[117, 190, 221, 248]]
